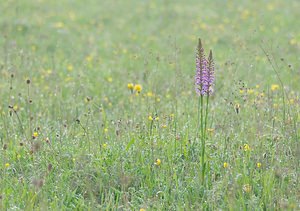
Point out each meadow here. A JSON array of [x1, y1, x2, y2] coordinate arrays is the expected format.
[[0, 0, 299, 210]]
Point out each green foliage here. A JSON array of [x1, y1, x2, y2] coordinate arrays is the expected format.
[[0, 0, 299, 210]]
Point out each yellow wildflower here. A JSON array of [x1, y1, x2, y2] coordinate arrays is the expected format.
[[85, 55, 93, 62], [31, 45, 37, 52], [140, 209, 146, 211], [127, 83, 134, 90], [134, 84, 142, 93], [223, 162, 229, 168], [154, 159, 161, 166], [104, 97, 109, 102], [149, 116, 159, 121], [13, 105, 19, 111], [147, 92, 154, 97], [67, 64, 73, 72], [247, 89, 254, 94], [54, 22, 64, 28], [5, 163, 10, 168], [243, 144, 251, 152], [271, 84, 280, 91], [33, 132, 38, 138], [107, 77, 113, 82], [257, 162, 262, 168], [290, 38, 297, 45], [161, 124, 167, 129]]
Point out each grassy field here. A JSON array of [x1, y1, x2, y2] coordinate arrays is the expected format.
[[1, 0, 299, 210]]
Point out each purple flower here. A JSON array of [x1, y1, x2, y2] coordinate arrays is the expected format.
[[195, 39, 215, 96]]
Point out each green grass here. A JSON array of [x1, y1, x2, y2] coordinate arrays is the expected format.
[[1, 0, 299, 210]]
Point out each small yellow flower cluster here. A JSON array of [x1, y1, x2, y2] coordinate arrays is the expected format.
[[223, 162, 229, 168], [127, 83, 142, 94], [240, 84, 263, 97], [148, 115, 159, 121], [247, 89, 254, 94]]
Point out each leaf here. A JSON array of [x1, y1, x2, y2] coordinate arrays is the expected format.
[[126, 138, 135, 151]]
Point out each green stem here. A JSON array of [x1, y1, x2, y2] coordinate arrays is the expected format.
[[204, 96, 209, 136], [202, 95, 210, 184], [201, 95, 204, 141], [149, 119, 154, 163], [200, 95, 205, 184], [197, 96, 201, 139]]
